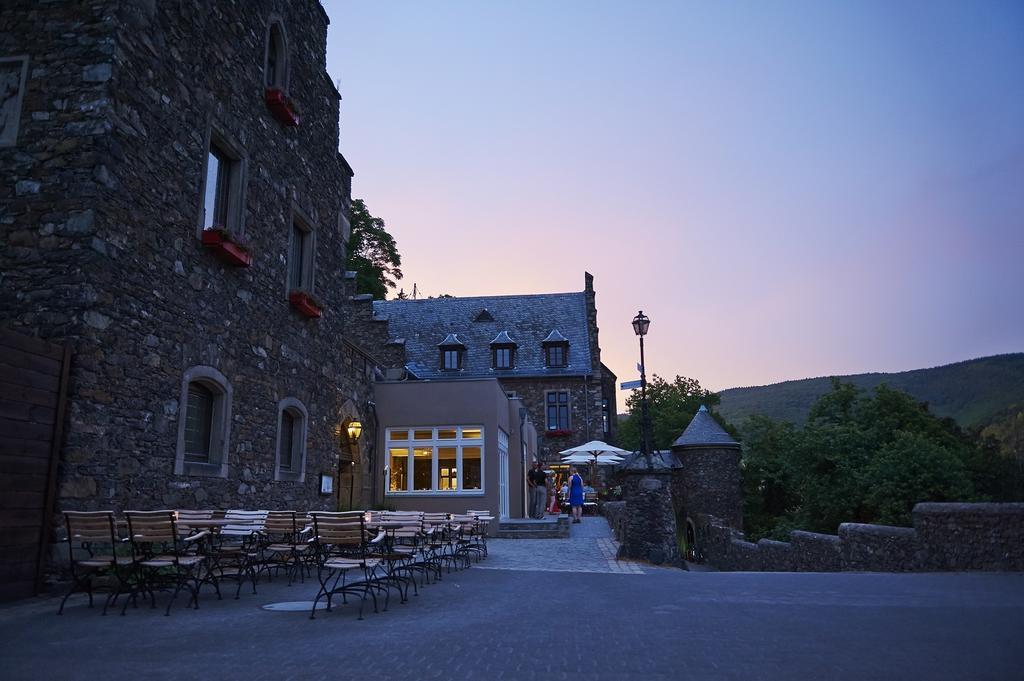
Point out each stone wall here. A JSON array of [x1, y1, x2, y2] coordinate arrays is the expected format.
[[914, 503, 1024, 571], [673, 445, 743, 531], [693, 503, 1024, 572], [618, 469, 681, 566], [2, 1, 397, 524], [498, 375, 608, 465]]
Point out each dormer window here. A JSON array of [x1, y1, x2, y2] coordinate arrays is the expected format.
[[490, 331, 517, 370], [439, 333, 466, 371], [542, 329, 569, 368]]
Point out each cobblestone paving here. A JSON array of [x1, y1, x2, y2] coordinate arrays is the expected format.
[[479, 516, 645, 574], [2, 524, 1022, 681]]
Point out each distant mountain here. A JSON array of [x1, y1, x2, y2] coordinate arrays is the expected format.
[[717, 354, 1024, 429]]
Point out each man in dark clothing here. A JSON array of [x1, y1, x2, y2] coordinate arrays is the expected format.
[[527, 461, 547, 519]]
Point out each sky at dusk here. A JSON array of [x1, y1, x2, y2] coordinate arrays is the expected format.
[[322, 0, 1024, 392]]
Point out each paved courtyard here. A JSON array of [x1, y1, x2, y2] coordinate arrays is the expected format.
[[1, 518, 1022, 680]]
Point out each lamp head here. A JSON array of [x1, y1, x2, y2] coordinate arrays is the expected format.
[[346, 420, 362, 442], [632, 311, 650, 337]]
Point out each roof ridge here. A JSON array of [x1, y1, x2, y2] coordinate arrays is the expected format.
[[374, 290, 583, 305]]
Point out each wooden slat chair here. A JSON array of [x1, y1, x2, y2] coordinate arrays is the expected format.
[[257, 510, 312, 585], [376, 511, 428, 599], [466, 510, 493, 559], [583, 492, 599, 516], [308, 511, 385, 620], [57, 511, 133, 616], [421, 512, 455, 577], [123, 510, 215, 616], [211, 509, 267, 598], [449, 514, 481, 569]]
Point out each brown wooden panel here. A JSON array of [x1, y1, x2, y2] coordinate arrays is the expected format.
[[0, 364, 60, 392], [0, 509, 44, 528], [0, 526, 42, 547], [0, 491, 45, 509], [0, 557, 35, 577], [0, 580, 34, 602], [0, 418, 53, 443], [0, 380, 58, 408], [0, 456, 49, 476], [0, 437, 51, 458], [0, 329, 64, 361], [0, 346, 61, 377], [0, 472, 46, 492], [0, 398, 56, 425]]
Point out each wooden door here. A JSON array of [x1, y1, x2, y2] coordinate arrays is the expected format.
[[0, 329, 70, 601]]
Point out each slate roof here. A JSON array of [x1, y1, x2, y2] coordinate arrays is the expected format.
[[673, 405, 740, 448], [373, 292, 593, 380]]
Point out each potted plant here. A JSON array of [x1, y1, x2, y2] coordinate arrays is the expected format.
[[288, 288, 323, 318], [201, 226, 252, 267], [264, 87, 300, 127]]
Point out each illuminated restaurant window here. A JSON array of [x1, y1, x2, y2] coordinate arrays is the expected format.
[[385, 426, 484, 495]]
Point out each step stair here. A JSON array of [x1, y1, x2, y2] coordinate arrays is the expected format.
[[496, 515, 570, 539]]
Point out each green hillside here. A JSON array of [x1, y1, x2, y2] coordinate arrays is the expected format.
[[718, 353, 1024, 429]]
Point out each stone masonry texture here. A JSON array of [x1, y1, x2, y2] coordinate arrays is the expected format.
[[692, 503, 1024, 572], [0, 0, 400, 550]]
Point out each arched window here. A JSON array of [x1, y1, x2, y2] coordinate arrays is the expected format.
[[275, 398, 308, 481], [175, 366, 232, 477], [184, 383, 215, 461], [264, 20, 288, 91]]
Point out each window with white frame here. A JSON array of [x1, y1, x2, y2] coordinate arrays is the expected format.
[[546, 391, 570, 431], [386, 426, 484, 495]]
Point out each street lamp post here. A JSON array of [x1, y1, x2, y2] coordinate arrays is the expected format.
[[632, 311, 652, 469]]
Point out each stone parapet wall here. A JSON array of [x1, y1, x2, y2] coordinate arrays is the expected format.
[[914, 503, 1024, 571], [840, 523, 919, 572], [603, 501, 626, 542], [694, 503, 1024, 572]]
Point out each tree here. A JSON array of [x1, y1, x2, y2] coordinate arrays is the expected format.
[[344, 198, 402, 299], [739, 380, 1023, 540], [617, 375, 729, 451]]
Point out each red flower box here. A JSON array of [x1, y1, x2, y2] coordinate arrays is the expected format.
[[545, 429, 574, 438], [289, 289, 322, 318], [201, 228, 252, 267], [264, 88, 300, 127]]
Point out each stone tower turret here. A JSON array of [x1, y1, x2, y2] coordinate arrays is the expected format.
[[672, 405, 743, 530]]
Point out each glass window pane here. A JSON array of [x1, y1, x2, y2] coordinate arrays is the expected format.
[[413, 429, 433, 441], [438, 447, 457, 491], [437, 428, 457, 440], [461, 427, 481, 440], [279, 410, 294, 470], [388, 429, 409, 442], [462, 446, 482, 490], [413, 447, 432, 491], [184, 383, 213, 462], [389, 448, 409, 492], [202, 152, 220, 228]]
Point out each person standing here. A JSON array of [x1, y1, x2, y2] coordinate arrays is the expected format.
[[568, 465, 585, 524], [527, 461, 547, 519]]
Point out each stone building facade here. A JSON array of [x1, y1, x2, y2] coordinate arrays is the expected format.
[[372, 272, 617, 467], [1, 1, 398, 516]]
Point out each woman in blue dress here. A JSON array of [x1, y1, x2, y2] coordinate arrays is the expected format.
[[568, 466, 585, 524]]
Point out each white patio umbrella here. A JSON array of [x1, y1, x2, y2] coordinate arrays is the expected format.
[[559, 440, 631, 496]]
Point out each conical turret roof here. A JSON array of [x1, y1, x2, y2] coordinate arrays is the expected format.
[[673, 405, 739, 448]]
